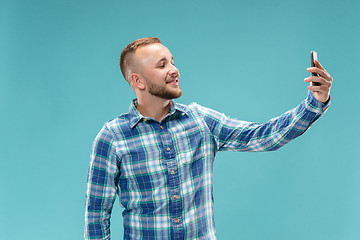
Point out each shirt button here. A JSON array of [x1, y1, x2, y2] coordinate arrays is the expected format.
[[173, 195, 178, 200], [175, 219, 180, 223], [170, 170, 175, 175], [166, 147, 170, 152], [160, 125, 164, 129]]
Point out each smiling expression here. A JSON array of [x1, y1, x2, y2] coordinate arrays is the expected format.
[[134, 43, 182, 100]]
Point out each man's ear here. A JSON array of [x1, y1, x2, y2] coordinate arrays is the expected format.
[[130, 73, 146, 90]]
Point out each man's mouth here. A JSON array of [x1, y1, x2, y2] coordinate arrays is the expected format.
[[166, 78, 179, 85]]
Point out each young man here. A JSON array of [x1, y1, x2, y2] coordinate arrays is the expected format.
[[85, 37, 332, 240]]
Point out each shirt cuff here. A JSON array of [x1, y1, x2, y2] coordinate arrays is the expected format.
[[305, 91, 331, 115]]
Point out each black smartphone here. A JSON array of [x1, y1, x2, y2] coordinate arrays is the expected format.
[[310, 51, 320, 86]]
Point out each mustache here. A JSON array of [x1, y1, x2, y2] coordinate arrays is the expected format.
[[165, 70, 179, 82]]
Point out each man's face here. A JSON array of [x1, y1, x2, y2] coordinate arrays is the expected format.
[[134, 43, 182, 100]]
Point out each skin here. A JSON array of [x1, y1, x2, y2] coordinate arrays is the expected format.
[[304, 59, 333, 103], [130, 43, 182, 122], [130, 44, 332, 122]]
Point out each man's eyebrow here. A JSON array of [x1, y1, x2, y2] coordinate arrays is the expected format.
[[157, 56, 174, 63]]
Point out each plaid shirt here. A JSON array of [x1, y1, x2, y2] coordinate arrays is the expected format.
[[85, 92, 329, 240]]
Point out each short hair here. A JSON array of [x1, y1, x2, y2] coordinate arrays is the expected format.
[[120, 37, 161, 83]]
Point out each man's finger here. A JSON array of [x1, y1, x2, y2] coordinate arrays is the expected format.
[[307, 84, 328, 92], [314, 60, 333, 81], [307, 67, 326, 77], [307, 66, 332, 81], [304, 76, 331, 87]]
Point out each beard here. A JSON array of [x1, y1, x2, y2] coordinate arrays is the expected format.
[[147, 81, 183, 100]]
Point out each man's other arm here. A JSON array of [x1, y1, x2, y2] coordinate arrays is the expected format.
[[84, 125, 120, 240]]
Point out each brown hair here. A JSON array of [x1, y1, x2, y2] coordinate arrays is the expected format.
[[120, 37, 161, 83]]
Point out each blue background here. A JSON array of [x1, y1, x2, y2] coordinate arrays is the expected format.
[[1, 0, 359, 239]]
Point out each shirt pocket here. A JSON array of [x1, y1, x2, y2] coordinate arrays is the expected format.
[[174, 129, 205, 164]]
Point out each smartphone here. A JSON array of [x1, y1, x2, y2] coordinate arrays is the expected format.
[[310, 51, 320, 86]]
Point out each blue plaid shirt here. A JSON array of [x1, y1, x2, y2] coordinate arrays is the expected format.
[[85, 92, 329, 240]]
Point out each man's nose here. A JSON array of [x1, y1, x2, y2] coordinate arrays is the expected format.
[[168, 65, 179, 77]]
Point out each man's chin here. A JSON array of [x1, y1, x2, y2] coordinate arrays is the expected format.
[[172, 89, 183, 99], [148, 86, 183, 100], [161, 92, 182, 100]]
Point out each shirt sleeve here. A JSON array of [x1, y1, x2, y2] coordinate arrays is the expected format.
[[193, 91, 330, 152], [84, 124, 120, 240]]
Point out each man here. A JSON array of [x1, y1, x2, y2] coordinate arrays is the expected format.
[[85, 37, 332, 239]]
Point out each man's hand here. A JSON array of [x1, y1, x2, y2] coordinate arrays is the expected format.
[[304, 59, 333, 103]]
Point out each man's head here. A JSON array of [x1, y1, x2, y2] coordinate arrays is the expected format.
[[120, 37, 182, 100], [120, 37, 161, 84]]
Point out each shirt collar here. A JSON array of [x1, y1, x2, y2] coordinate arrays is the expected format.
[[128, 99, 189, 128]]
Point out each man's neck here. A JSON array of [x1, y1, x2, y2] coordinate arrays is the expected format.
[[136, 96, 172, 122]]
